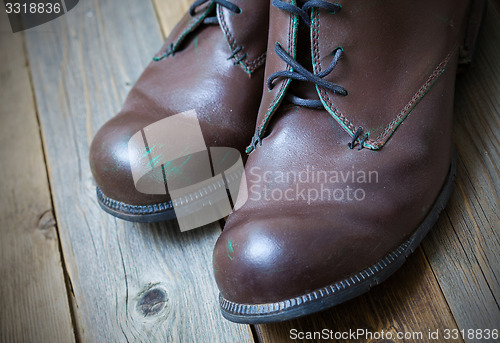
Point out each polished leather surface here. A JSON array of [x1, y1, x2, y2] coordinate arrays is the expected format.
[[89, 0, 269, 206], [214, 0, 472, 304]]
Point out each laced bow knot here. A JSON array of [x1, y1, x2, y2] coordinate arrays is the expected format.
[[265, 0, 347, 110], [248, 0, 357, 153], [266, 0, 347, 109]]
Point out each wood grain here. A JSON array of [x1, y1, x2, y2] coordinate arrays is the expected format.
[[23, 1, 253, 342], [153, 0, 193, 37], [421, 0, 500, 336], [0, 12, 75, 343]]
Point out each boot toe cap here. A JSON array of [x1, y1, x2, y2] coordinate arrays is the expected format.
[[89, 113, 168, 206]]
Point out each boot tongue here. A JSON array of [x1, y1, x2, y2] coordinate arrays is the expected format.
[[287, 21, 321, 104]]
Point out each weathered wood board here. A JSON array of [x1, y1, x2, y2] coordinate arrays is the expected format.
[[153, 0, 193, 36], [23, 0, 253, 341], [0, 11, 75, 343]]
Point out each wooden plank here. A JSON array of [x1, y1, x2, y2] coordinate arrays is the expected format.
[[0, 12, 75, 343], [24, 1, 253, 342], [422, 0, 500, 336], [153, 0, 192, 37]]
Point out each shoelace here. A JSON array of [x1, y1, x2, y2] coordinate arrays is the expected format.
[[258, 0, 366, 150], [155, 0, 241, 60], [267, 43, 347, 105], [272, 0, 341, 26], [190, 0, 241, 24], [191, 0, 247, 64], [268, 0, 347, 109]]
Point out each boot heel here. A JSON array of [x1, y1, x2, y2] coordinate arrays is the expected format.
[[458, 0, 487, 72]]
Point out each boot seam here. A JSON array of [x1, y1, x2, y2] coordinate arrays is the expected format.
[[154, 3, 214, 60], [217, 5, 267, 74], [312, 10, 456, 150], [248, 3, 299, 154]]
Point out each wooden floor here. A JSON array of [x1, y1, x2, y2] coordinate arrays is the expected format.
[[0, 1, 498, 342]]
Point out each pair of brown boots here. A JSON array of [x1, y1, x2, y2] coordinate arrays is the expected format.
[[89, 0, 485, 323]]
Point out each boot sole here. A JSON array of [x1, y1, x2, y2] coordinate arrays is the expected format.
[[96, 164, 243, 223], [218, 150, 457, 324], [96, 187, 177, 223]]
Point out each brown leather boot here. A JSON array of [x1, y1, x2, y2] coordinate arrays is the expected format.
[[213, 0, 485, 323], [89, 0, 269, 222]]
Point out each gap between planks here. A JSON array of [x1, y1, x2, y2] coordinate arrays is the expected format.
[[23, 0, 253, 342], [0, 11, 75, 343]]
